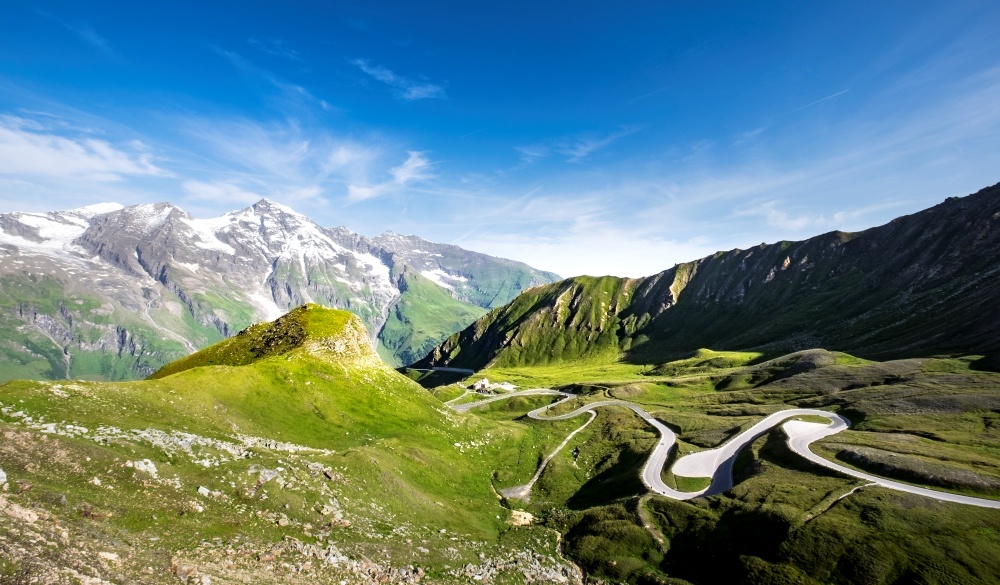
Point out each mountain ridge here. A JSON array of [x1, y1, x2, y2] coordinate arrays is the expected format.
[[0, 198, 559, 380], [415, 182, 1000, 372]]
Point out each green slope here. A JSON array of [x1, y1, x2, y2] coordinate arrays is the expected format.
[[0, 305, 583, 583], [148, 303, 352, 378], [460, 350, 1000, 584], [416, 183, 1000, 373], [0, 274, 206, 382], [4, 306, 1000, 583], [377, 269, 487, 367]]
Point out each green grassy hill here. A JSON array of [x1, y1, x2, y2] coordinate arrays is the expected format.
[[0, 306, 582, 583], [4, 305, 1000, 583]]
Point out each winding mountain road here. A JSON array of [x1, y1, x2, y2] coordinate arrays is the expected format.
[[452, 389, 1000, 508]]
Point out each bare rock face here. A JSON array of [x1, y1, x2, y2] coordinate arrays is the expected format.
[[0, 200, 557, 380]]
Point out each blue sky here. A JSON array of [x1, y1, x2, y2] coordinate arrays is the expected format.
[[1, 1, 999, 277]]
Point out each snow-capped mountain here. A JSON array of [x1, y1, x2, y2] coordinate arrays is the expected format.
[[373, 231, 560, 309], [0, 200, 559, 381]]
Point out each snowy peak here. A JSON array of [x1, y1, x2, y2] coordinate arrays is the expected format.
[[249, 198, 305, 218], [0, 198, 560, 378], [67, 202, 125, 218]]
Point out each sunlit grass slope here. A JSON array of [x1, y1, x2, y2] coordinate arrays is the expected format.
[[376, 269, 487, 367], [0, 305, 581, 583]]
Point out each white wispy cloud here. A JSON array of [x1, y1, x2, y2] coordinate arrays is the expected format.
[[779, 89, 850, 117], [212, 47, 333, 112], [37, 12, 116, 57], [248, 37, 302, 61], [517, 126, 643, 165], [71, 23, 115, 56], [182, 180, 262, 204], [0, 116, 166, 181], [559, 126, 643, 163], [178, 116, 433, 209], [352, 59, 447, 100], [182, 179, 322, 206], [515, 145, 550, 164], [348, 151, 433, 201], [733, 126, 766, 145]]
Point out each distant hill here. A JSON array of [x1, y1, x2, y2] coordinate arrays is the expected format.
[[414, 182, 1000, 371], [0, 199, 559, 381]]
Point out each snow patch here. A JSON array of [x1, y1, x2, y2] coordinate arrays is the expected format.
[[421, 269, 468, 291], [67, 202, 124, 218], [176, 261, 201, 274], [12, 213, 88, 241], [0, 212, 92, 262], [353, 252, 393, 289], [180, 217, 236, 255], [130, 204, 174, 229], [247, 290, 283, 321]]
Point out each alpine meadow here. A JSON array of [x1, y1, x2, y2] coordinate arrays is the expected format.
[[2, 2, 1000, 585]]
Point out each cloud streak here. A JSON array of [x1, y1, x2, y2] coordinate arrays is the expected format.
[[517, 126, 643, 164], [0, 116, 166, 181], [212, 47, 333, 112], [37, 12, 117, 57], [71, 23, 115, 56], [348, 151, 433, 201], [780, 89, 850, 117], [352, 59, 447, 100], [248, 37, 302, 61]]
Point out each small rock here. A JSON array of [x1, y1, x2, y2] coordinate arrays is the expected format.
[[258, 469, 280, 485], [197, 486, 211, 497], [98, 551, 120, 563], [132, 459, 159, 478]]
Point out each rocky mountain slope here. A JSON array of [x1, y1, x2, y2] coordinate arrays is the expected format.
[[416, 182, 1000, 372], [374, 231, 560, 309], [0, 199, 558, 380]]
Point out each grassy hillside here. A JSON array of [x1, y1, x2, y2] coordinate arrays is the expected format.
[[148, 304, 354, 378], [457, 349, 1000, 584], [415, 183, 1000, 372], [4, 303, 1000, 583], [0, 273, 207, 382], [0, 306, 581, 583], [414, 276, 643, 371], [376, 269, 486, 367]]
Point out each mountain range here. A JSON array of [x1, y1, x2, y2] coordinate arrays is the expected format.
[[0, 199, 558, 381], [415, 182, 1000, 372], [3, 184, 1000, 584]]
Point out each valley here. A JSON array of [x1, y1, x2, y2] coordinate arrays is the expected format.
[[3, 4, 999, 584], [1, 186, 999, 584], [3, 307, 1000, 583]]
